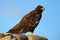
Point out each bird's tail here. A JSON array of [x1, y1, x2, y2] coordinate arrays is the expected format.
[[7, 29, 16, 34]]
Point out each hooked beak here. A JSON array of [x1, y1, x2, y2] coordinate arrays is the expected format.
[[41, 7, 45, 10]]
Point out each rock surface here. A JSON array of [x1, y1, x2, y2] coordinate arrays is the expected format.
[[0, 33, 48, 40]]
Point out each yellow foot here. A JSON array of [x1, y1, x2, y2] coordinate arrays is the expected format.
[[29, 32, 35, 36]]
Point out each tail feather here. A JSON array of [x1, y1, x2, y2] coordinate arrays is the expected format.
[[7, 29, 17, 34]]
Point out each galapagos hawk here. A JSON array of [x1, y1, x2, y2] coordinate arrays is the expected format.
[[7, 5, 45, 34]]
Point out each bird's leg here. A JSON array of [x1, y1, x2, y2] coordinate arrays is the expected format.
[[29, 32, 35, 36]]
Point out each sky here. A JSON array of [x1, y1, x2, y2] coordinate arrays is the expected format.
[[0, 0, 60, 40]]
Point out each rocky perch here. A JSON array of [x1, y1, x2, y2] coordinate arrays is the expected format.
[[0, 33, 48, 40]]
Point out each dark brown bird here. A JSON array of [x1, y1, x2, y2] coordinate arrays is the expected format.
[[7, 5, 45, 34]]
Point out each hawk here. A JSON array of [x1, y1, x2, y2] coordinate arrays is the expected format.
[[7, 5, 45, 34]]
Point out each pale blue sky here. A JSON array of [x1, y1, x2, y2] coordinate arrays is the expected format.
[[0, 0, 60, 40]]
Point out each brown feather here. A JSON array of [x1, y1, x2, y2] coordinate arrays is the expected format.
[[7, 5, 45, 34]]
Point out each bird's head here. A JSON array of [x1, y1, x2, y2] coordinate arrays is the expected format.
[[36, 5, 45, 12]]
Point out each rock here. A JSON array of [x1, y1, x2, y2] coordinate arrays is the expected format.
[[0, 33, 48, 40], [28, 35, 48, 40], [0, 35, 11, 40]]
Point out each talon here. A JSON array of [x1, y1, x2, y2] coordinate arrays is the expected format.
[[29, 32, 35, 36]]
